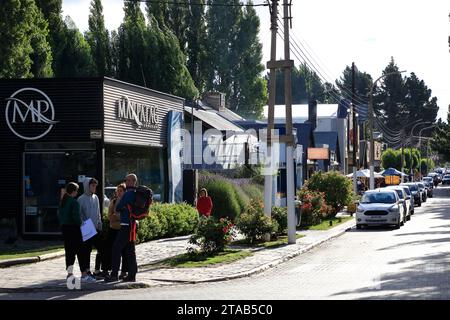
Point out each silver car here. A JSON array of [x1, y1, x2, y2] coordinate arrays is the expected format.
[[385, 186, 411, 221], [356, 189, 405, 230]]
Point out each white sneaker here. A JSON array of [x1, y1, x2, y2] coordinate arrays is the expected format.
[[81, 275, 96, 283]]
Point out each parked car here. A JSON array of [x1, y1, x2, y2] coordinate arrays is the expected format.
[[104, 186, 117, 200], [385, 186, 411, 221], [421, 178, 434, 197], [442, 175, 450, 185], [398, 185, 415, 215], [356, 189, 405, 230], [401, 183, 422, 207], [417, 182, 428, 202]]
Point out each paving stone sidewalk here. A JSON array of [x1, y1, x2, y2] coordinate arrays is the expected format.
[[0, 215, 355, 292]]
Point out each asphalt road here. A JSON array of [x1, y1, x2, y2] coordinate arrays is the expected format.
[[3, 185, 450, 300]]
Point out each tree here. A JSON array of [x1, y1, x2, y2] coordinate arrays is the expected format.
[[336, 64, 372, 104], [374, 58, 439, 148], [205, 1, 267, 118], [205, 0, 242, 98], [186, 0, 207, 92], [374, 57, 408, 136], [0, 0, 53, 78], [231, 3, 267, 118], [116, 1, 147, 85], [85, 0, 111, 76], [432, 108, 450, 161], [167, 1, 189, 52], [381, 148, 403, 170], [35, 0, 65, 75], [56, 17, 95, 77]]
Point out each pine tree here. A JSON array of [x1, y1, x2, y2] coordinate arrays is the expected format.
[[85, 0, 111, 76], [336, 64, 372, 103], [374, 57, 408, 134]]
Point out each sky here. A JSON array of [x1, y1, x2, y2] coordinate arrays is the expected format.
[[62, 0, 450, 121]]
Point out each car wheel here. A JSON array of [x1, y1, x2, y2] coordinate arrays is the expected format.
[[395, 220, 401, 229], [407, 214, 411, 221], [418, 201, 422, 207], [356, 224, 362, 230]]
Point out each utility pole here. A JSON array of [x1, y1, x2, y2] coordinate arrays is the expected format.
[[264, 0, 279, 241], [282, 0, 296, 244], [352, 62, 357, 193], [266, 0, 295, 244]]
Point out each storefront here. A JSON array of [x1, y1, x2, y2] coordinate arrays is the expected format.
[[0, 77, 184, 237]]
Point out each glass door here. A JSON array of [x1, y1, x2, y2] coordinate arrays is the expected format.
[[23, 151, 97, 234]]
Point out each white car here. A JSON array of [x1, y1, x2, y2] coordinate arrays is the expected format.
[[356, 189, 405, 230], [385, 186, 411, 221]]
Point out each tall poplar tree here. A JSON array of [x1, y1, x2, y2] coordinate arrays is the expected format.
[[85, 0, 111, 76]]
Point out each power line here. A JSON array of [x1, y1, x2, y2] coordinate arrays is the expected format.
[[277, 20, 370, 106], [126, 0, 269, 7]]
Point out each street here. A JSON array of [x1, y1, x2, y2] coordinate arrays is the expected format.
[[2, 186, 450, 300]]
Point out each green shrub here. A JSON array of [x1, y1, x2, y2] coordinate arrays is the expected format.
[[236, 200, 278, 244], [189, 216, 236, 255], [304, 171, 354, 215], [241, 184, 264, 202], [200, 177, 241, 221], [271, 206, 287, 235]]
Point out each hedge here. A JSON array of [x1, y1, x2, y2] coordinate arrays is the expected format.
[[102, 203, 199, 244]]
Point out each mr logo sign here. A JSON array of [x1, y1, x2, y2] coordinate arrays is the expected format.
[[5, 88, 58, 140]]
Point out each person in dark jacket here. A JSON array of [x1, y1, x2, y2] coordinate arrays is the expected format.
[[196, 188, 213, 217], [59, 182, 94, 282], [105, 174, 139, 283]]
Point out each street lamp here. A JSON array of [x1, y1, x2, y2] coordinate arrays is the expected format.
[[369, 70, 406, 189]]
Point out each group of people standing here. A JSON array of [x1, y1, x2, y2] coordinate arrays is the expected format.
[[58, 174, 140, 283]]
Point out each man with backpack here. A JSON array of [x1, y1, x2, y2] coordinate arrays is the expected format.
[[105, 174, 152, 283]]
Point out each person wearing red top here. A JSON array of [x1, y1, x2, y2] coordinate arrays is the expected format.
[[196, 188, 213, 217]]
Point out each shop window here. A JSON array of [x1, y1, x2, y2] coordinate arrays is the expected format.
[[105, 144, 166, 202]]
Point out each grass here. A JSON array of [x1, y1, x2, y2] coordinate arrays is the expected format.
[[0, 245, 64, 261], [151, 249, 253, 268], [232, 234, 305, 248], [299, 216, 354, 231]]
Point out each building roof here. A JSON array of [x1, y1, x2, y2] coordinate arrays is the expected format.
[[262, 104, 339, 121], [185, 107, 244, 132]]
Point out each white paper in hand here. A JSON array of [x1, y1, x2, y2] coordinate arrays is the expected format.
[[81, 218, 97, 242]]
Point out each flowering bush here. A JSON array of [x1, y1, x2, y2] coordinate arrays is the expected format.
[[297, 188, 330, 226], [236, 200, 278, 244], [189, 216, 236, 255]]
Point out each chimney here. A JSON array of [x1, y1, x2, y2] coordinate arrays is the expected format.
[[202, 91, 226, 111], [308, 99, 317, 131]]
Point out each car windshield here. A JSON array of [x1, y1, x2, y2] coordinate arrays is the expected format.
[[402, 188, 411, 195], [418, 183, 425, 188], [405, 184, 418, 191], [390, 189, 404, 199], [361, 192, 396, 204]]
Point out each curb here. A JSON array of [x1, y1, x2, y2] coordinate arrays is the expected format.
[[0, 281, 152, 293], [147, 221, 356, 284], [0, 251, 66, 268], [0, 221, 355, 291]]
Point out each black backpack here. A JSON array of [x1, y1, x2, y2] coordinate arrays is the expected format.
[[128, 185, 153, 221]]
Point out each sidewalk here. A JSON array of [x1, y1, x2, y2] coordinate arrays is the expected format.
[[0, 214, 355, 293]]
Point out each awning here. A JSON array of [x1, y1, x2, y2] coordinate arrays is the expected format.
[[185, 108, 244, 132]]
